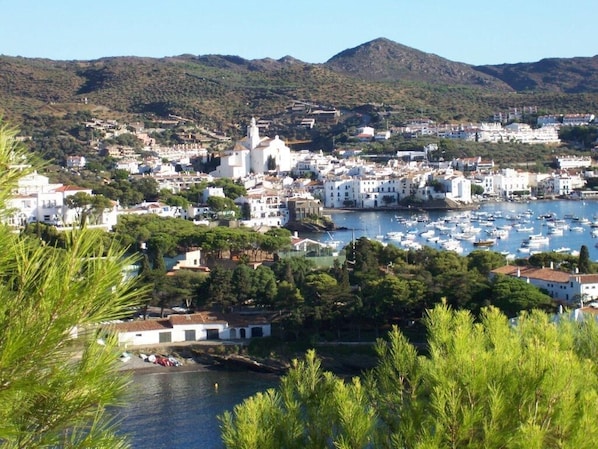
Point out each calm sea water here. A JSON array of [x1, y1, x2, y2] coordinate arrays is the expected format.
[[117, 370, 279, 449], [319, 199, 598, 261]]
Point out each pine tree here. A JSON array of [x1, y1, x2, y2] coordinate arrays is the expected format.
[[578, 244, 592, 273], [220, 304, 598, 448], [0, 122, 145, 448]]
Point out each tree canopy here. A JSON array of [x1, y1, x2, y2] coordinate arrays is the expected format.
[[220, 304, 598, 448]]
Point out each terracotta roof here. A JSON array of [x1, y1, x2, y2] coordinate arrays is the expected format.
[[109, 319, 172, 333], [107, 311, 273, 334], [492, 265, 577, 283], [578, 306, 598, 316], [169, 312, 226, 325], [580, 274, 598, 283], [54, 185, 89, 192]]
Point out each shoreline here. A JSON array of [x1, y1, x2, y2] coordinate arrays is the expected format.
[[117, 352, 214, 375], [116, 343, 289, 376]]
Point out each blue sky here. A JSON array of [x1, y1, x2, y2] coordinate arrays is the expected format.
[[1, 0, 596, 65]]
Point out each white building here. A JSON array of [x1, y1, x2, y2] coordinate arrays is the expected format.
[[234, 187, 289, 227], [66, 155, 86, 169], [16, 171, 62, 194], [5, 171, 117, 229], [447, 122, 560, 144], [535, 172, 585, 197], [503, 123, 560, 144], [292, 150, 338, 179], [537, 115, 560, 126], [108, 311, 272, 346], [375, 130, 391, 141], [433, 170, 472, 203], [492, 265, 598, 305], [215, 118, 292, 179], [119, 201, 182, 218], [491, 169, 531, 198], [354, 126, 375, 141], [562, 114, 595, 126], [115, 160, 140, 174], [202, 187, 225, 203], [152, 173, 213, 194], [168, 248, 208, 272], [555, 156, 592, 170]]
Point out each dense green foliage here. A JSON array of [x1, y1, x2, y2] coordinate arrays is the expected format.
[[0, 123, 145, 448], [112, 221, 570, 337], [220, 304, 598, 448]]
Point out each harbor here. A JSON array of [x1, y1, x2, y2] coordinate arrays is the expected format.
[[309, 199, 598, 261]]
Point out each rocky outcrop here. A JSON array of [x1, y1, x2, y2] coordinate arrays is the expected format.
[[284, 220, 336, 233]]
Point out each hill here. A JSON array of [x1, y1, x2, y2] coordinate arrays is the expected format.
[[324, 38, 598, 94], [474, 56, 598, 93], [1, 38, 597, 137], [324, 37, 512, 90]]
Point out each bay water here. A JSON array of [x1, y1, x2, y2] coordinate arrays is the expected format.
[[117, 370, 279, 449], [320, 199, 598, 260]]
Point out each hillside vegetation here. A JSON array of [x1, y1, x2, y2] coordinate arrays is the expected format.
[[1, 37, 597, 137]]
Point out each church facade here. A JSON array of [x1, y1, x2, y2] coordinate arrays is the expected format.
[[215, 118, 292, 179]]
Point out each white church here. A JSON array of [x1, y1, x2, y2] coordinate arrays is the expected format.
[[214, 118, 292, 179]]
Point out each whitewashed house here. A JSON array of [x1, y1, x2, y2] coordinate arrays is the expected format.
[[202, 187, 225, 203], [108, 312, 272, 346], [355, 126, 375, 141], [492, 169, 531, 198], [119, 201, 182, 218], [562, 114, 595, 126], [234, 187, 289, 227], [4, 170, 117, 229], [167, 248, 207, 272], [491, 265, 598, 305], [555, 156, 592, 170], [432, 170, 472, 203], [66, 155, 87, 169]]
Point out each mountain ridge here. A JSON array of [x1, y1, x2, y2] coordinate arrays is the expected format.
[[1, 37, 597, 132], [323, 37, 598, 93]]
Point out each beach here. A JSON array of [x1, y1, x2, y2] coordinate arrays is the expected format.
[[117, 353, 210, 374], [116, 342, 225, 375]]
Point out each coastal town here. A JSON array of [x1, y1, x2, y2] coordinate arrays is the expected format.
[[5, 110, 597, 232], [4, 6, 598, 445]]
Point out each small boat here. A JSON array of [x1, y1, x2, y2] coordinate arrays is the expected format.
[[454, 232, 476, 241], [474, 239, 496, 247], [515, 226, 534, 233], [488, 228, 508, 239], [553, 247, 571, 253], [527, 234, 549, 245], [386, 231, 404, 241], [441, 239, 463, 253]]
